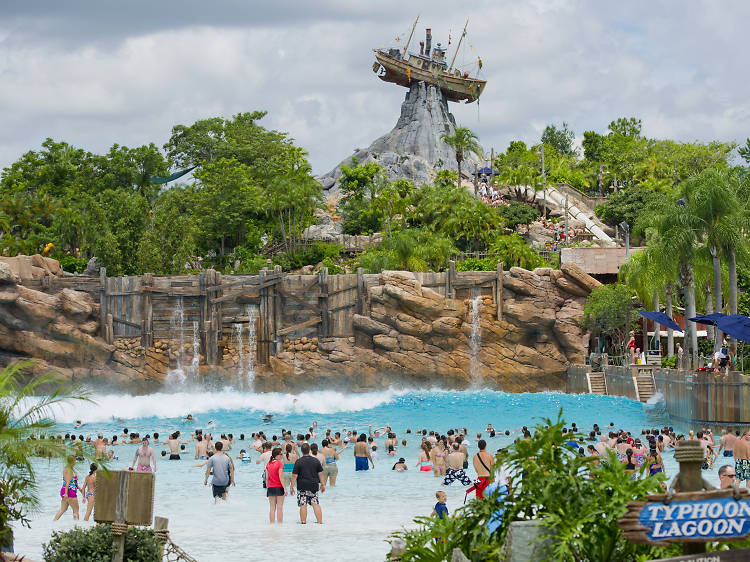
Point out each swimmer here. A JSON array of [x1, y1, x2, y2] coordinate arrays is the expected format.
[[206, 420, 216, 430], [183, 414, 195, 422], [73, 420, 85, 429], [392, 458, 408, 471]]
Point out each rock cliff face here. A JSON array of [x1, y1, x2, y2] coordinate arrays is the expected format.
[[318, 81, 479, 199], [258, 264, 599, 392], [0, 279, 157, 391]]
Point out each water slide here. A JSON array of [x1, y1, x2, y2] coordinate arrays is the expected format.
[[544, 185, 615, 246]]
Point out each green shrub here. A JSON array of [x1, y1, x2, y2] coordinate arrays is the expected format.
[[43, 524, 160, 562], [57, 255, 88, 274], [273, 242, 343, 271], [661, 354, 677, 368], [320, 256, 342, 275], [456, 257, 499, 272]]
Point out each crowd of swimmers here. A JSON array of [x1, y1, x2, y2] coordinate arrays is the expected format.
[[48, 419, 750, 524]]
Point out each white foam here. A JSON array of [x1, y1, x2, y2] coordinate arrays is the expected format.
[[46, 388, 406, 423]]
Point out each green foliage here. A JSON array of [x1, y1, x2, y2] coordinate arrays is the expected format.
[[138, 187, 197, 274], [338, 159, 387, 235], [0, 362, 97, 549], [273, 242, 342, 272], [391, 412, 670, 562], [661, 354, 677, 368], [739, 138, 750, 163], [497, 201, 539, 229], [608, 117, 643, 138], [42, 524, 160, 562], [456, 257, 499, 272], [442, 127, 483, 187], [542, 122, 576, 156], [582, 283, 638, 356], [357, 229, 457, 273], [57, 255, 88, 274], [595, 187, 667, 230], [489, 234, 547, 270]]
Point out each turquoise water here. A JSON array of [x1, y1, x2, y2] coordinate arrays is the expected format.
[[15, 388, 704, 561]]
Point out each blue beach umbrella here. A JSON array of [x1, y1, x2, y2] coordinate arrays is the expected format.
[[637, 310, 682, 332]]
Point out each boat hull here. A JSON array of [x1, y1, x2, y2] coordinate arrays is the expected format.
[[374, 51, 486, 103]]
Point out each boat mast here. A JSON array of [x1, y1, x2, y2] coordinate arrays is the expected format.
[[448, 19, 468, 72], [403, 15, 419, 57]]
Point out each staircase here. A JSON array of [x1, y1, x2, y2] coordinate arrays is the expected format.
[[587, 372, 607, 395], [634, 374, 656, 403]]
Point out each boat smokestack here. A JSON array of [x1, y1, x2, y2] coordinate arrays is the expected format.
[[425, 28, 431, 57], [419, 40, 424, 56]]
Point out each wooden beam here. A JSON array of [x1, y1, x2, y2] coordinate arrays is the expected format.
[[111, 317, 141, 329], [277, 317, 322, 336], [319, 267, 329, 338], [99, 267, 107, 339], [356, 267, 365, 316], [141, 273, 153, 348], [329, 302, 356, 314], [497, 262, 503, 322]]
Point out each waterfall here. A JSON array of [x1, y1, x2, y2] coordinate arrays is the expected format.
[[469, 294, 483, 384], [245, 305, 259, 385], [233, 323, 244, 378], [166, 297, 186, 384]]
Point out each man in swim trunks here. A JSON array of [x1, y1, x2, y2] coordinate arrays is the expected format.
[[93, 433, 106, 459], [472, 439, 494, 498], [131, 437, 156, 473], [442, 443, 472, 486], [290, 442, 325, 523], [195, 434, 207, 460], [204, 441, 234, 503], [734, 431, 750, 487], [354, 433, 374, 471], [719, 429, 736, 458], [166, 433, 186, 460]]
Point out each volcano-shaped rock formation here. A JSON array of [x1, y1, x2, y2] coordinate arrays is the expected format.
[[319, 81, 479, 198]]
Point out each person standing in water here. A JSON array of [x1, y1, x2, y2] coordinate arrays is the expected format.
[[265, 447, 286, 523], [82, 463, 97, 521], [204, 441, 235, 503], [321, 439, 347, 486], [290, 443, 325, 524], [131, 437, 156, 473], [354, 433, 374, 471], [53, 456, 83, 521], [472, 439, 494, 498]]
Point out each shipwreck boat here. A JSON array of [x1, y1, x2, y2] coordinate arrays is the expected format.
[[373, 17, 486, 104]]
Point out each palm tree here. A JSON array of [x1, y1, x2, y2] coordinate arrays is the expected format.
[[442, 127, 483, 190], [0, 361, 95, 549]]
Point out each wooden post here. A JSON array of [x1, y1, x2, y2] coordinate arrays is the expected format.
[[319, 267, 329, 338], [473, 162, 478, 195], [199, 272, 207, 355], [490, 147, 495, 187], [674, 440, 709, 555], [154, 516, 168, 559], [496, 262, 504, 321], [448, 260, 456, 299], [259, 269, 268, 364], [141, 273, 153, 348], [356, 267, 365, 316], [206, 308, 218, 366], [106, 313, 114, 345], [112, 469, 130, 562], [273, 265, 282, 355], [99, 267, 108, 339], [215, 271, 222, 364]]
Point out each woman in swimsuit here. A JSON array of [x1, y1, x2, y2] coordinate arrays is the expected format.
[[415, 442, 432, 472], [321, 439, 346, 486], [631, 439, 646, 469], [82, 463, 97, 521], [431, 440, 447, 477], [53, 456, 83, 521], [623, 448, 637, 478], [646, 448, 665, 477], [281, 444, 298, 489]]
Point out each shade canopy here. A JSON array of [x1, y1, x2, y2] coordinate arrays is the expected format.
[[688, 313, 750, 343], [475, 167, 498, 175], [637, 310, 682, 332], [149, 165, 197, 185]]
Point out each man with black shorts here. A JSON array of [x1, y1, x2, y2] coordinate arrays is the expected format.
[[204, 441, 234, 503], [290, 442, 325, 523]]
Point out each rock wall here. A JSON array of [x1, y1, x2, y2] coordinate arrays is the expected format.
[[257, 264, 600, 392], [0, 264, 600, 393], [318, 81, 480, 199], [0, 279, 157, 391]]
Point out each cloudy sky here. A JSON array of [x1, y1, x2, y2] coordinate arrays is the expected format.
[[0, 0, 748, 176]]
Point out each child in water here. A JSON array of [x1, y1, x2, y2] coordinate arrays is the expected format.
[[431, 490, 448, 520]]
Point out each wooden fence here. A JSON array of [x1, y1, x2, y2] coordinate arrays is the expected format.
[[24, 262, 505, 367], [653, 369, 750, 427]]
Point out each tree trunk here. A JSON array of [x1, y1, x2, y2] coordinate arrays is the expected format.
[[705, 286, 715, 343], [685, 265, 698, 368], [277, 213, 289, 254], [456, 159, 462, 190], [729, 250, 738, 356], [666, 283, 674, 357], [711, 247, 722, 352], [653, 292, 661, 352]]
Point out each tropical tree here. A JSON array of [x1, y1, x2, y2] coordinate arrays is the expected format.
[[541, 122, 576, 156], [441, 127, 483, 190], [582, 284, 639, 360], [0, 362, 97, 550]]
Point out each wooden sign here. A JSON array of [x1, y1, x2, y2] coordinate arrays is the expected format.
[[94, 470, 155, 526], [620, 489, 750, 544]]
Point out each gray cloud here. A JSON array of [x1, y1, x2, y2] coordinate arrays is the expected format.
[[0, 1, 748, 177]]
